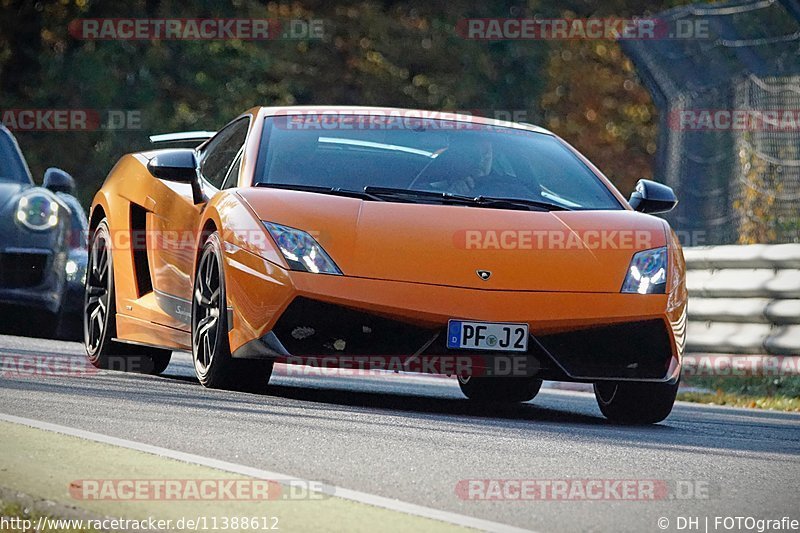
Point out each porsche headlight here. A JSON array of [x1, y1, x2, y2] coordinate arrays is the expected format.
[[66, 257, 87, 284], [263, 222, 342, 275], [16, 192, 60, 231], [621, 247, 667, 294]]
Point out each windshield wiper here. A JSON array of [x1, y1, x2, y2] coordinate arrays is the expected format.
[[363, 186, 570, 211], [258, 183, 571, 211], [472, 196, 571, 211], [363, 186, 479, 205], [256, 182, 382, 201]]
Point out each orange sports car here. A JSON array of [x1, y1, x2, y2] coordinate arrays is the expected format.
[[84, 106, 686, 424]]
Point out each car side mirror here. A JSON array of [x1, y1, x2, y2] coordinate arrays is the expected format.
[[147, 149, 198, 182], [628, 179, 678, 214], [43, 168, 75, 194], [147, 149, 204, 204]]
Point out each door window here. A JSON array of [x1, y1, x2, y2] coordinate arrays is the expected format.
[[199, 118, 249, 189]]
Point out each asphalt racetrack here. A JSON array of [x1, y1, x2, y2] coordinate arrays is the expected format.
[[0, 334, 798, 532]]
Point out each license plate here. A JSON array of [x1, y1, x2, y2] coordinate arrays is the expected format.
[[446, 320, 529, 352]]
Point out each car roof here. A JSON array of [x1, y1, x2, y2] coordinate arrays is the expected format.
[[253, 105, 554, 135]]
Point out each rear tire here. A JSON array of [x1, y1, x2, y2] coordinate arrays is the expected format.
[[149, 350, 173, 375], [458, 375, 542, 403], [84, 219, 172, 374], [192, 232, 273, 393], [594, 379, 679, 424]]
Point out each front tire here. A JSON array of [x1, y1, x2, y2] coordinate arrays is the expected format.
[[458, 375, 543, 403], [84, 219, 172, 374], [192, 232, 273, 392], [594, 379, 679, 424]]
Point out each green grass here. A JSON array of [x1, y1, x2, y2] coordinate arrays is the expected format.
[[679, 375, 800, 412], [1, 502, 98, 533], [678, 391, 800, 411]]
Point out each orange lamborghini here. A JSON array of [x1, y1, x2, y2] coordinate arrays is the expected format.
[[84, 106, 687, 424]]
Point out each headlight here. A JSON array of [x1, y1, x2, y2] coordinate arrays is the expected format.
[[16, 192, 60, 231], [263, 222, 342, 275], [65, 258, 87, 284], [621, 247, 667, 294]]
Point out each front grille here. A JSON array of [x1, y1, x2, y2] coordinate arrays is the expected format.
[[418, 333, 548, 377], [272, 297, 437, 356], [536, 319, 673, 380], [0, 252, 48, 288], [271, 299, 673, 380]]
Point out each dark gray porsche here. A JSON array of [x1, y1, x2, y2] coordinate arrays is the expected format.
[[0, 124, 87, 338]]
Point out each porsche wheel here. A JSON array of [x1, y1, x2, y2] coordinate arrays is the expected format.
[[84, 219, 172, 374], [192, 232, 273, 392], [594, 379, 679, 425], [458, 375, 542, 403]]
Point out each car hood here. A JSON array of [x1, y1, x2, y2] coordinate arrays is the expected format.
[[0, 181, 30, 212], [238, 189, 668, 293]]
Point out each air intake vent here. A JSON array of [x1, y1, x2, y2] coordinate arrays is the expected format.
[[130, 203, 153, 297]]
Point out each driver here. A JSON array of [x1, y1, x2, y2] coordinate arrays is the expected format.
[[441, 139, 497, 196]]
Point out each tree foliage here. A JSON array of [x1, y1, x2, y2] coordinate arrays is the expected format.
[[1, 0, 677, 207]]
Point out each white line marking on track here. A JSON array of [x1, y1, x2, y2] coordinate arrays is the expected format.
[[0, 413, 536, 533]]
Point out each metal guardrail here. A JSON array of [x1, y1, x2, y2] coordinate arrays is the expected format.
[[685, 244, 800, 355]]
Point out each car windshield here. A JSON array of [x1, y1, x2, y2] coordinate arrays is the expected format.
[[254, 114, 622, 210], [0, 129, 32, 183]]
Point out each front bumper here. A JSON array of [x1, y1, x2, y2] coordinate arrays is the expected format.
[[0, 215, 70, 315], [224, 245, 686, 383], [0, 247, 67, 314]]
